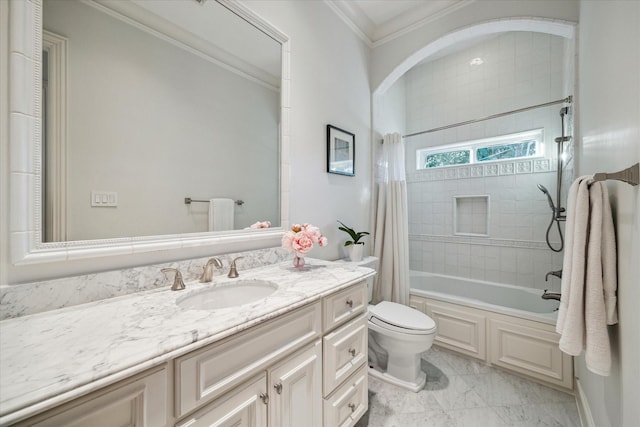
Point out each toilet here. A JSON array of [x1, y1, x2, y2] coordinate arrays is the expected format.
[[347, 257, 437, 392]]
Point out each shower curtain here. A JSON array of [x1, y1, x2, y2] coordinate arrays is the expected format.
[[372, 133, 410, 305]]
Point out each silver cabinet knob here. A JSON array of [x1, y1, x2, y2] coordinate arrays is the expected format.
[[348, 403, 356, 412], [274, 383, 283, 394], [259, 392, 269, 404], [346, 298, 353, 308], [348, 348, 356, 357]]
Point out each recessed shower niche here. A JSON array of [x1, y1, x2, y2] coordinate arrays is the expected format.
[[453, 195, 489, 236]]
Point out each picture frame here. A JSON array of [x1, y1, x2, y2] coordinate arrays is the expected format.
[[327, 125, 355, 176]]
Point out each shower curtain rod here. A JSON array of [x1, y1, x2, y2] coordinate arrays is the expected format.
[[403, 95, 573, 139]]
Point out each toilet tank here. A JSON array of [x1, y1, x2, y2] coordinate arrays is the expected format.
[[335, 256, 378, 302]]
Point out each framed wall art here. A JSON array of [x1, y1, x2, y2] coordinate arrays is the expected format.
[[327, 125, 355, 176]]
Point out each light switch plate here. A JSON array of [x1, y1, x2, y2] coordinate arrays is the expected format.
[[91, 191, 118, 207]]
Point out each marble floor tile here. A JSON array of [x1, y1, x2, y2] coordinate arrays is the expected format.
[[446, 406, 510, 427], [356, 348, 580, 427]]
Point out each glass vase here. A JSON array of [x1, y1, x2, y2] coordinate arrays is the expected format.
[[293, 254, 305, 268]]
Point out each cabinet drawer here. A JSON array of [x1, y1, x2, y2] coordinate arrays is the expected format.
[[323, 282, 367, 332], [323, 314, 367, 396], [175, 302, 321, 417], [323, 364, 368, 427]]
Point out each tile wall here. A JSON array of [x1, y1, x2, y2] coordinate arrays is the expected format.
[[400, 32, 573, 290]]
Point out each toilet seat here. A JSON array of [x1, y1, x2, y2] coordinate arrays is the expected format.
[[368, 301, 436, 335]]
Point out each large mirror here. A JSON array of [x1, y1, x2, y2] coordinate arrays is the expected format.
[[8, 0, 290, 264], [43, 0, 281, 241]]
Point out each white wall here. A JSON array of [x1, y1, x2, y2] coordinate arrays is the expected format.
[[576, 1, 640, 426], [45, 0, 279, 239], [241, 1, 372, 261], [397, 32, 570, 290]]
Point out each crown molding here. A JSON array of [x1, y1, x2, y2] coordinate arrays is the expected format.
[[324, 0, 475, 48], [323, 0, 374, 48], [372, 1, 475, 48]]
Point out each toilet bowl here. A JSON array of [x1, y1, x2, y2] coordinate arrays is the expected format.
[[337, 256, 437, 392], [368, 301, 436, 391]]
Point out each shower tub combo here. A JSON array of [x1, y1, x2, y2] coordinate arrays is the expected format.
[[409, 271, 573, 391]]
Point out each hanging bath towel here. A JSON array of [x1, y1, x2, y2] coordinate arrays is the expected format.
[[208, 198, 235, 231], [556, 176, 618, 376]]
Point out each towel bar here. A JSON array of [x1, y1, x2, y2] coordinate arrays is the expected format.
[[185, 197, 244, 206], [592, 163, 639, 186]]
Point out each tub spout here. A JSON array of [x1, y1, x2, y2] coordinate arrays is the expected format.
[[545, 269, 563, 281], [541, 289, 561, 301]]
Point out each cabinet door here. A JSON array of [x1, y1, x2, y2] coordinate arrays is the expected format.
[[176, 374, 267, 427], [20, 367, 167, 427], [269, 340, 322, 427]]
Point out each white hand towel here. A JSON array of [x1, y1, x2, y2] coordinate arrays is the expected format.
[[208, 198, 235, 231], [556, 176, 618, 376]]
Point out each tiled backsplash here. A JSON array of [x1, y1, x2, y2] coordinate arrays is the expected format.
[[0, 247, 291, 320]]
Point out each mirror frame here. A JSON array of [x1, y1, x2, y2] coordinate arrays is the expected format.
[[8, 0, 290, 265]]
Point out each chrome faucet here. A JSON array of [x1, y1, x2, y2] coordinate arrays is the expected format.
[[228, 256, 244, 278], [545, 269, 563, 281], [542, 289, 561, 301], [161, 268, 185, 291], [200, 257, 223, 282]]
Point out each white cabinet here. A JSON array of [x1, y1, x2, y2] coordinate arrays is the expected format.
[[269, 340, 322, 427], [177, 341, 322, 427], [15, 366, 167, 427], [176, 374, 268, 427], [323, 365, 368, 427], [175, 303, 321, 418], [14, 281, 369, 427], [321, 282, 368, 427], [322, 315, 368, 396]]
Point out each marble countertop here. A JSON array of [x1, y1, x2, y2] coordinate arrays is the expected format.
[[0, 259, 374, 424]]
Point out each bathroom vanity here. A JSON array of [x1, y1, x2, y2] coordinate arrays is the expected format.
[[0, 260, 372, 426]]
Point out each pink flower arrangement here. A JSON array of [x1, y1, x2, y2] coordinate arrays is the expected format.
[[246, 220, 271, 229], [281, 223, 328, 256]]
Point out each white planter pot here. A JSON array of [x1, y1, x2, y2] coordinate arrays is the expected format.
[[347, 244, 364, 262]]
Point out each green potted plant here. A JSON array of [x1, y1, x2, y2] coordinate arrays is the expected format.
[[337, 220, 369, 262]]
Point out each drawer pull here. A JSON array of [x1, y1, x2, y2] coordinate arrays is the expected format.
[[348, 403, 356, 412], [346, 298, 353, 308], [274, 383, 283, 394], [259, 392, 269, 404], [348, 348, 356, 357]]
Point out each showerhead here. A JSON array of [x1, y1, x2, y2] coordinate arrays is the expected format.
[[537, 184, 556, 211], [559, 107, 569, 117]]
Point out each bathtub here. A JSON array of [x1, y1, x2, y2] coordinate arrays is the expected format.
[[409, 271, 559, 324], [408, 271, 572, 390]]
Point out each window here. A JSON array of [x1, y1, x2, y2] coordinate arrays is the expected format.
[[416, 129, 543, 170]]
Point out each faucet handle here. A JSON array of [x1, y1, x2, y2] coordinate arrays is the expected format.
[[200, 257, 223, 283], [161, 268, 186, 291], [228, 256, 244, 278]]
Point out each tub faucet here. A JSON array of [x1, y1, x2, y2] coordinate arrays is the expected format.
[[228, 257, 244, 278], [161, 268, 185, 291], [542, 289, 561, 301], [200, 257, 223, 282], [545, 269, 563, 281]]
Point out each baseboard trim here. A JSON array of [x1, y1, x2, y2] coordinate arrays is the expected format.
[[575, 378, 595, 427]]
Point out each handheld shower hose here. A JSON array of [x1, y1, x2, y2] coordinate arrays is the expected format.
[[537, 184, 564, 252]]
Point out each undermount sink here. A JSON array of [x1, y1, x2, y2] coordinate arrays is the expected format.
[[176, 280, 278, 310]]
